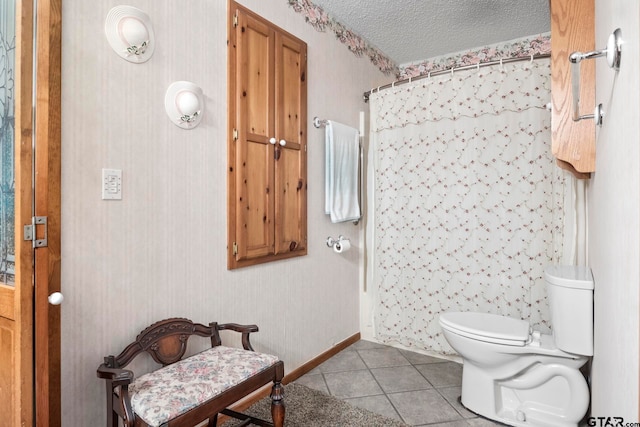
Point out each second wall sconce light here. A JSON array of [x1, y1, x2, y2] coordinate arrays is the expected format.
[[165, 81, 204, 129], [105, 5, 155, 63]]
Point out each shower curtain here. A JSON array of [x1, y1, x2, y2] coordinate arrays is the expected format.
[[368, 58, 575, 355]]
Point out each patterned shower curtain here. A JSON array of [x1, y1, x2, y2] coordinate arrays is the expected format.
[[368, 58, 569, 355]]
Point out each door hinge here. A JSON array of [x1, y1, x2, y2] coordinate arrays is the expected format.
[[24, 216, 48, 248], [232, 242, 238, 255], [233, 128, 238, 141], [233, 13, 238, 28]]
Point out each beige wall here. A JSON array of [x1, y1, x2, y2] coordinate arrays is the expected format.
[[590, 0, 640, 419], [60, 0, 386, 424]]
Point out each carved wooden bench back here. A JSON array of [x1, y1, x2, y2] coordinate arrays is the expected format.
[[104, 318, 221, 369]]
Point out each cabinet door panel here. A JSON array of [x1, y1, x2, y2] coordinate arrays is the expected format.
[[240, 13, 274, 141], [278, 36, 304, 147], [275, 32, 306, 255], [275, 148, 306, 254], [236, 141, 274, 260], [234, 8, 275, 261]]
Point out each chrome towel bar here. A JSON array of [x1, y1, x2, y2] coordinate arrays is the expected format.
[[569, 28, 622, 125]]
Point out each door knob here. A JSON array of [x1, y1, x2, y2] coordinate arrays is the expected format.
[[279, 139, 286, 146], [48, 292, 64, 305], [269, 137, 277, 145]]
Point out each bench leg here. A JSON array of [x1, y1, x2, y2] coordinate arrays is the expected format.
[[208, 414, 218, 427], [270, 381, 285, 427]]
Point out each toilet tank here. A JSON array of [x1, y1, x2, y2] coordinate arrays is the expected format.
[[545, 265, 594, 356]]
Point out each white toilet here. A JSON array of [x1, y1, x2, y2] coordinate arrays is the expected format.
[[439, 265, 594, 427]]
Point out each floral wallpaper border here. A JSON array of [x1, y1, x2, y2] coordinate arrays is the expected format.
[[399, 33, 552, 79], [286, 0, 551, 81], [286, 0, 399, 76]]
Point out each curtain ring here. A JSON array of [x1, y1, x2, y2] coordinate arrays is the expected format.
[[451, 67, 454, 77], [530, 54, 534, 63]]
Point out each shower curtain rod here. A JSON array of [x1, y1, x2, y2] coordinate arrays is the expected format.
[[363, 53, 551, 103]]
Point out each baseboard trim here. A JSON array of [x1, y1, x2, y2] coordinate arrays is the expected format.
[[217, 332, 361, 422], [283, 332, 361, 385]]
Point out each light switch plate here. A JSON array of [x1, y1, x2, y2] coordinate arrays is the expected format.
[[102, 168, 122, 200]]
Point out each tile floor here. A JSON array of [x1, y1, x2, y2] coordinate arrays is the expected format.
[[294, 340, 502, 426]]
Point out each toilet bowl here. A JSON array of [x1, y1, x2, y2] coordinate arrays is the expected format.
[[439, 266, 594, 427]]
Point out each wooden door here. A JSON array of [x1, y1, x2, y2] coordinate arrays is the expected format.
[[274, 32, 306, 255], [0, 0, 61, 425], [0, 2, 34, 424]]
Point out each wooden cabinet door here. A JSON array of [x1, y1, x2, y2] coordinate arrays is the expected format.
[[228, 1, 307, 269], [274, 32, 307, 255], [233, 8, 276, 262]]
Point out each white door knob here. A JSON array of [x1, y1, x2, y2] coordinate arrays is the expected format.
[[48, 292, 64, 305], [279, 139, 286, 146], [269, 137, 277, 145]]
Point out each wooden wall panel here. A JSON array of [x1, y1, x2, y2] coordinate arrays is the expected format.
[[550, 0, 596, 176]]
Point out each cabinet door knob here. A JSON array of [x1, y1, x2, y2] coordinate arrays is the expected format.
[[269, 137, 277, 145], [279, 139, 286, 146]]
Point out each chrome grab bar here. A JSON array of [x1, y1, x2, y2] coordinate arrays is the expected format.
[[569, 28, 622, 125]]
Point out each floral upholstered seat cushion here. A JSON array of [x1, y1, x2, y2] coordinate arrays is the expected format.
[[128, 346, 280, 427]]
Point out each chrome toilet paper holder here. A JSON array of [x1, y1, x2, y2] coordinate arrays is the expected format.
[[326, 235, 349, 248]]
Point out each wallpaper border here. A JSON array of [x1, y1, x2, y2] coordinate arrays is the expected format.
[[399, 33, 552, 79], [286, 0, 399, 75], [286, 0, 551, 80]]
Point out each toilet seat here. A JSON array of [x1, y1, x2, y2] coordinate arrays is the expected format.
[[439, 312, 530, 346]]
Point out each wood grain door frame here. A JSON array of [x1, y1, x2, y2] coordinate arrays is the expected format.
[[34, 0, 62, 425]]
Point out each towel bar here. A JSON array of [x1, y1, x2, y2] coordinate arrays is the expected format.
[[315, 116, 363, 225], [569, 28, 621, 125], [313, 117, 328, 128]]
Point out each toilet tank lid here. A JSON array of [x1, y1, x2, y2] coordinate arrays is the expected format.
[[544, 265, 594, 290]]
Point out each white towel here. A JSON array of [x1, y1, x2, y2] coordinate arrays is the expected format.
[[325, 120, 360, 223]]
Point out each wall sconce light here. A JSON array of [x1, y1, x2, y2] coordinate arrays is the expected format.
[[164, 81, 204, 129], [105, 5, 155, 63]]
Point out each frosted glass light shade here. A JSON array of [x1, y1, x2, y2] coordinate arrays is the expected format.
[[105, 5, 155, 63], [165, 81, 204, 129], [120, 17, 148, 47], [177, 91, 199, 116]]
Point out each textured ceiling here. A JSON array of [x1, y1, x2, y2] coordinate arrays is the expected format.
[[309, 0, 550, 65]]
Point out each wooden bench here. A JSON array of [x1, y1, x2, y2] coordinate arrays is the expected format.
[[97, 318, 285, 427]]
